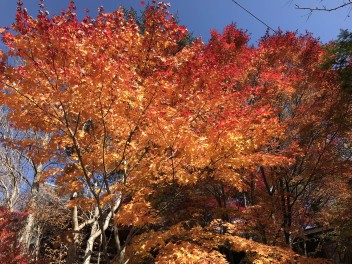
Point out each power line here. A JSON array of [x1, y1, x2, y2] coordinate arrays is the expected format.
[[230, 0, 277, 33]]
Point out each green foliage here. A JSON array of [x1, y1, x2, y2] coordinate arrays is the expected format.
[[322, 29, 352, 93]]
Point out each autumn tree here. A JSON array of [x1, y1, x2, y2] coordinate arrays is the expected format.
[[129, 25, 350, 261], [0, 1, 349, 263], [219, 30, 352, 249], [0, 1, 191, 263], [0, 207, 31, 263], [0, 105, 52, 259]]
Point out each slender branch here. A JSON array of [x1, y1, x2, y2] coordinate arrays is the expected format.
[[295, 2, 352, 12]]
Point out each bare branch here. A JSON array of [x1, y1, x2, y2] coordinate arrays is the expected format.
[[295, 1, 352, 12]]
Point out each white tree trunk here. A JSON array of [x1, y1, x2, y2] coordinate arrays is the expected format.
[[21, 163, 43, 251]]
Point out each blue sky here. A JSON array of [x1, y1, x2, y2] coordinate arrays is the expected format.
[[0, 0, 351, 44]]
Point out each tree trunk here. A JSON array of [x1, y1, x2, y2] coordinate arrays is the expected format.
[[83, 220, 99, 264], [67, 204, 79, 264], [21, 163, 42, 252]]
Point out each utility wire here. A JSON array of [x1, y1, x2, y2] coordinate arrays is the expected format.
[[230, 0, 277, 33]]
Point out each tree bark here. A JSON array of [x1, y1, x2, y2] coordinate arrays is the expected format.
[[21, 163, 42, 252]]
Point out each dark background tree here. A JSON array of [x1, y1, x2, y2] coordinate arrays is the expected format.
[[321, 29, 352, 93]]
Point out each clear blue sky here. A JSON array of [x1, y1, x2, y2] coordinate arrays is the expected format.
[[0, 0, 351, 44]]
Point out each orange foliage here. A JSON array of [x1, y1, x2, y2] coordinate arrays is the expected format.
[[0, 1, 349, 263]]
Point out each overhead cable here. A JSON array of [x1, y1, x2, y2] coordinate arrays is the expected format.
[[230, 0, 277, 33]]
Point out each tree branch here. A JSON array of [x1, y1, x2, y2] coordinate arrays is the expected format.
[[295, 1, 352, 12]]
